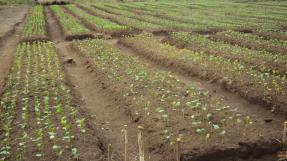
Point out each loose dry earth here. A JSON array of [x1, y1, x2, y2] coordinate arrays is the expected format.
[[0, 6, 27, 96], [0, 6, 28, 38]]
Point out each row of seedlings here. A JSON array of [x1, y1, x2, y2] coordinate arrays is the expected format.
[[64, 5, 137, 37], [0, 41, 105, 161], [21, 5, 48, 42], [119, 33, 287, 114], [72, 38, 280, 160], [210, 30, 287, 55], [49, 5, 93, 40], [76, 3, 167, 32], [164, 32, 287, 76]]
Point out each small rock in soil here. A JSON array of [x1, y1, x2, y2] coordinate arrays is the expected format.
[[132, 115, 142, 122], [64, 58, 76, 65], [264, 118, 273, 123]]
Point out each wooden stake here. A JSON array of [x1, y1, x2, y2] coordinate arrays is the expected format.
[[137, 126, 145, 161], [283, 121, 287, 144], [123, 125, 128, 161], [176, 137, 182, 161], [108, 144, 111, 161]]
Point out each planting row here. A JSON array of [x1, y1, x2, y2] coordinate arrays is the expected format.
[[72, 39, 278, 159], [0, 41, 104, 161], [91, 3, 215, 31], [49, 5, 93, 40], [119, 33, 287, 113], [113, 1, 287, 40], [21, 5, 47, 41], [104, 3, 239, 31], [64, 5, 135, 37], [76, 4, 165, 32], [210, 30, 287, 55], [164, 32, 287, 76], [104, 2, 285, 33]]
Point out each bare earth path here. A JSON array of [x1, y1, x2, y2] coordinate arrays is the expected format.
[[0, 6, 28, 93], [45, 5, 162, 161], [44, 6, 63, 42], [57, 41, 163, 161], [0, 6, 28, 39]]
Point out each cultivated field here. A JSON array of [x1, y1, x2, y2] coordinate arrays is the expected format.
[[0, 0, 286, 161]]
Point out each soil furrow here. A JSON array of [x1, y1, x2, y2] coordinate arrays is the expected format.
[[61, 5, 138, 38], [162, 35, 287, 77], [60, 6, 109, 38], [0, 9, 28, 95], [45, 3, 162, 161], [44, 6, 64, 42], [56, 41, 165, 161], [41, 8, 109, 160], [120, 34, 287, 115], [115, 39, 281, 119], [43, 2, 286, 161], [209, 33, 287, 56], [109, 38, 284, 160]]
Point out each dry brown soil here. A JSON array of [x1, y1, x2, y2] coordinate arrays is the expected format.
[[0, 4, 286, 161]]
